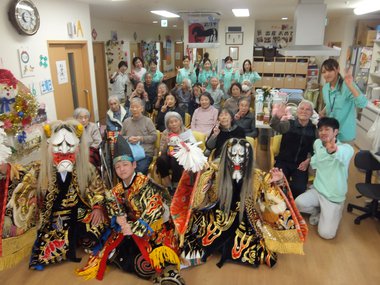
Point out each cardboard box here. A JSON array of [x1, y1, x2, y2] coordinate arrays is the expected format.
[[365, 30, 377, 46]]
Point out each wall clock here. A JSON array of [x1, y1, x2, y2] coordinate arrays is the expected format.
[[8, 0, 40, 36]]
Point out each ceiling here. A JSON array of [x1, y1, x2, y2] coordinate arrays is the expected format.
[[71, 0, 378, 29]]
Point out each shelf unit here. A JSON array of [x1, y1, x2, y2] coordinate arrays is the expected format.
[[252, 56, 309, 89], [355, 40, 380, 150]]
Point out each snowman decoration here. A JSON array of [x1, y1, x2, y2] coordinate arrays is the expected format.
[[0, 69, 18, 114]]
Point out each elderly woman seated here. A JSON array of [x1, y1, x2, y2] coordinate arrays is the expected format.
[[156, 111, 195, 194], [106, 95, 128, 132], [73, 107, 102, 167], [121, 97, 157, 174]]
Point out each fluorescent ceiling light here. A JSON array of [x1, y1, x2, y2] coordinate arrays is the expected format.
[[151, 10, 180, 18], [353, 1, 380, 15], [282, 17, 288, 20], [173, 24, 177, 27], [153, 21, 158, 23], [232, 9, 250, 17]]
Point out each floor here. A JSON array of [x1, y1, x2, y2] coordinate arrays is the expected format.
[[1, 148, 380, 285]]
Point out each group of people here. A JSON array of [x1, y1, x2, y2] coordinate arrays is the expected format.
[[0, 55, 368, 284], [270, 58, 367, 240]]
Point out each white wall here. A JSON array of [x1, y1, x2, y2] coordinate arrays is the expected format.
[[324, 15, 357, 70], [0, 0, 97, 121]]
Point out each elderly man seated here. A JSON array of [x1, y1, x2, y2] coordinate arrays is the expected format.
[[269, 100, 317, 198]]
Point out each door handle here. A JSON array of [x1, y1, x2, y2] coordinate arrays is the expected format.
[[83, 89, 91, 109]]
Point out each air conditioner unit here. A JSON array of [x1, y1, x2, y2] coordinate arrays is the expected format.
[[177, 11, 221, 20]]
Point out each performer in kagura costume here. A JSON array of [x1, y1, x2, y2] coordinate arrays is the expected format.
[[0, 128, 38, 270], [29, 120, 108, 270], [175, 138, 308, 268], [77, 136, 184, 285]]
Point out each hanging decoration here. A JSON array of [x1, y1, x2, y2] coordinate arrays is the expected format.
[[188, 18, 219, 43], [140, 41, 158, 67], [0, 69, 38, 143], [39, 55, 48, 68], [92, 28, 98, 41]]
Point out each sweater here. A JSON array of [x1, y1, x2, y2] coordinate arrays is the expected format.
[[206, 125, 245, 158], [235, 112, 258, 138], [270, 115, 316, 165], [120, 115, 157, 157], [191, 106, 219, 135], [84, 122, 102, 148]]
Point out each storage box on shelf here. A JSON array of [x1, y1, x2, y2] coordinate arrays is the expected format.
[[252, 56, 309, 89]]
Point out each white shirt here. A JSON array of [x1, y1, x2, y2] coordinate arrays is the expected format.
[[110, 72, 130, 100]]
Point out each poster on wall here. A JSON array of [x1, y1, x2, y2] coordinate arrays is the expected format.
[[56, 60, 68, 84], [18, 48, 35, 78], [255, 23, 293, 48], [188, 19, 219, 43]]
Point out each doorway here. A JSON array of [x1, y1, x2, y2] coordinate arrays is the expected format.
[[93, 42, 108, 124], [48, 41, 93, 121]]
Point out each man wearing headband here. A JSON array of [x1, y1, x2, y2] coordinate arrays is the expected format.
[[78, 136, 184, 284]]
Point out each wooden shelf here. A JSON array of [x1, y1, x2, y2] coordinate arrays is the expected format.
[[253, 56, 309, 89]]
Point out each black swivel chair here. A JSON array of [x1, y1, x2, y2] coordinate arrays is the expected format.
[[347, 150, 380, 225]]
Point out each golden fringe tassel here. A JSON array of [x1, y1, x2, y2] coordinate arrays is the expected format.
[[149, 246, 180, 271], [76, 255, 101, 280], [150, 218, 163, 232], [261, 227, 305, 255], [0, 227, 37, 271]]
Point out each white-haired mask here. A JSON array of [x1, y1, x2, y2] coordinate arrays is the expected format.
[[227, 139, 250, 183], [49, 127, 80, 173]]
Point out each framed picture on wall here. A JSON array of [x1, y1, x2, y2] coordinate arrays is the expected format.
[[225, 32, 244, 45], [229, 46, 239, 60]]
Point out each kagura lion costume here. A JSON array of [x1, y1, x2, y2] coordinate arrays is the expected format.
[[172, 138, 308, 268], [29, 120, 108, 270]]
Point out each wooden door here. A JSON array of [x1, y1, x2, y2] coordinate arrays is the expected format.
[[93, 42, 108, 124], [129, 43, 141, 66], [174, 42, 184, 68], [48, 41, 93, 120]]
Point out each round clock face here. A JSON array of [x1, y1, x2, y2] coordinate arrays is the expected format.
[[9, 0, 40, 36]]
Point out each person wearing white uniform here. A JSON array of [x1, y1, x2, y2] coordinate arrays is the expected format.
[[109, 61, 130, 103]]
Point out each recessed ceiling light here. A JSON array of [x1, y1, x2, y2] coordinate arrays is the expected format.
[[232, 9, 250, 17], [153, 21, 158, 24], [151, 10, 180, 18], [282, 17, 288, 20], [353, 2, 380, 15]]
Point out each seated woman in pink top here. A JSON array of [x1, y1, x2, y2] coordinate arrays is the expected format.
[[191, 92, 218, 135]]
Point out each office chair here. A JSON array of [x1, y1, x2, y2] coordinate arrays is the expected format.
[[347, 150, 380, 225]]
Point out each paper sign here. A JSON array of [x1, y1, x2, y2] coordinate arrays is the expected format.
[[56, 60, 68, 84]]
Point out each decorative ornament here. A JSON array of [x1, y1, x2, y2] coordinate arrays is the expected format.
[[75, 123, 84, 138], [43, 124, 51, 138], [39, 55, 48, 68], [0, 69, 38, 137], [92, 28, 98, 41]]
